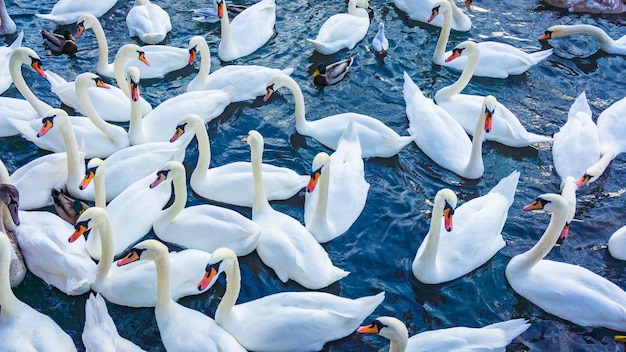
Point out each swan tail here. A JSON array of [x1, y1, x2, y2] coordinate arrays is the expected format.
[[85, 293, 117, 329], [489, 170, 520, 207], [45, 70, 69, 94], [355, 292, 385, 320], [9, 31, 24, 48], [306, 39, 335, 55], [528, 48, 554, 64], [568, 92, 592, 122], [482, 318, 531, 346], [280, 67, 295, 76], [141, 33, 167, 45]]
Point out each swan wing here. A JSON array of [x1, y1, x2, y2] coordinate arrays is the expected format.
[[10, 153, 69, 210], [597, 95, 626, 155]]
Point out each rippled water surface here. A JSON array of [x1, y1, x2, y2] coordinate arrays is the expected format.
[[2, 0, 626, 350]]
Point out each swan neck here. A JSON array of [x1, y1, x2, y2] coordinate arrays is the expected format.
[[114, 54, 131, 97], [514, 208, 568, 270], [59, 119, 86, 190], [128, 86, 145, 145], [76, 81, 112, 138], [197, 39, 211, 81], [435, 48, 478, 102], [0, 160, 10, 183], [194, 121, 212, 173], [433, 5, 452, 65], [312, 163, 331, 224], [347, 0, 358, 14], [563, 25, 613, 45], [10, 56, 47, 116], [282, 78, 308, 133], [167, 171, 187, 218], [586, 151, 614, 180], [251, 141, 270, 213], [0, 239, 22, 318], [154, 253, 172, 309], [465, 104, 486, 176], [94, 217, 114, 284], [419, 196, 445, 267], [219, 5, 232, 43], [215, 258, 241, 322], [389, 339, 408, 352], [90, 21, 111, 74]]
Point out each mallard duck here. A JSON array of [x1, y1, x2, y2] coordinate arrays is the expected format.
[[40, 29, 77, 54], [312, 57, 354, 86], [50, 188, 90, 225]]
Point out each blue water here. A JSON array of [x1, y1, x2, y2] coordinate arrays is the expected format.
[[2, 0, 626, 350]]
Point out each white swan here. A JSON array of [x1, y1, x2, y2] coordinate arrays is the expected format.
[[434, 41, 553, 147], [430, 0, 553, 78], [126, 0, 172, 44], [506, 193, 626, 331], [198, 247, 385, 352], [82, 293, 145, 352], [404, 71, 494, 179], [0, 0, 16, 36], [575, 94, 626, 188], [0, 47, 51, 138], [551, 92, 601, 238], [247, 130, 349, 289], [393, 0, 471, 31], [76, 14, 189, 80], [357, 316, 530, 352], [216, 0, 276, 61], [371, 22, 389, 56], [412, 171, 519, 284], [187, 35, 294, 102], [304, 120, 370, 243], [0, 31, 22, 95], [35, 0, 116, 25], [69, 207, 216, 308], [265, 73, 414, 158], [608, 225, 626, 261], [117, 240, 247, 350], [14, 209, 96, 295], [170, 114, 308, 207], [307, 0, 371, 55], [78, 158, 173, 260], [151, 160, 261, 256], [539, 24, 626, 55], [0, 233, 77, 352]]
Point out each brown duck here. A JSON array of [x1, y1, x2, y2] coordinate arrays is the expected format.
[[40, 29, 78, 54]]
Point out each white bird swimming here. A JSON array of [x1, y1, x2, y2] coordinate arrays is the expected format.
[[126, 0, 172, 44], [307, 0, 371, 55], [371, 22, 389, 56], [539, 24, 626, 55]]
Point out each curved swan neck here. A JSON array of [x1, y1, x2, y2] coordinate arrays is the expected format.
[[389, 338, 407, 352], [280, 77, 309, 134], [93, 169, 106, 209], [127, 81, 145, 145], [251, 140, 271, 213], [0, 160, 9, 183], [197, 38, 211, 84], [165, 170, 187, 219], [58, 118, 86, 190], [193, 120, 212, 174], [0, 235, 23, 318], [75, 80, 114, 140], [433, 2, 452, 65], [312, 162, 331, 225], [219, 2, 232, 43], [465, 102, 486, 176], [88, 20, 111, 74], [154, 253, 172, 309], [10, 55, 48, 116], [514, 206, 568, 271], [559, 25, 613, 44], [585, 151, 614, 180], [418, 195, 446, 267], [93, 215, 114, 284], [435, 46, 479, 102], [215, 257, 241, 322], [113, 53, 133, 98]]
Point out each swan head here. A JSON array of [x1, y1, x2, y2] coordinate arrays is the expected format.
[[483, 95, 497, 133], [264, 73, 293, 102], [117, 239, 168, 267], [354, 0, 373, 10], [0, 184, 20, 226], [428, 0, 450, 22], [80, 158, 105, 190], [187, 36, 207, 65], [216, 0, 226, 18], [523, 193, 568, 214], [69, 207, 109, 243], [357, 316, 409, 344], [12, 47, 47, 78], [36, 108, 69, 138], [464, 0, 472, 11], [75, 72, 110, 91], [197, 247, 236, 291], [125, 66, 141, 102], [575, 159, 606, 187], [444, 40, 478, 63], [149, 161, 185, 189], [434, 189, 457, 232], [75, 14, 99, 38], [115, 44, 150, 67], [539, 25, 571, 41], [307, 152, 330, 193], [171, 114, 203, 142], [245, 130, 264, 151]]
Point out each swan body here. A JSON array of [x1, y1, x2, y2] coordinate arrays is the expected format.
[[307, 0, 371, 55], [430, 0, 552, 78], [371, 22, 389, 56], [506, 193, 626, 331], [576, 94, 626, 187], [76, 14, 189, 80], [199, 247, 385, 352], [0, 233, 77, 352], [0, 30, 22, 95], [394, 0, 471, 31], [434, 41, 553, 147], [248, 130, 349, 289], [540, 24, 626, 55], [304, 120, 370, 243], [551, 92, 601, 238], [358, 316, 530, 352], [117, 240, 246, 351], [608, 225, 626, 261], [14, 209, 96, 295], [216, 0, 276, 61], [545, 0, 625, 14], [151, 161, 261, 256], [187, 35, 294, 101], [40, 29, 77, 54], [171, 114, 308, 207], [312, 57, 354, 86], [404, 71, 493, 179], [0, 0, 16, 36], [36, 0, 116, 25], [0, 47, 50, 138], [69, 207, 216, 308], [266, 73, 414, 158], [412, 171, 519, 284], [126, 0, 172, 44], [82, 293, 145, 352]]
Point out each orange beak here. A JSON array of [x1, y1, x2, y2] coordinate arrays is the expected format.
[[538, 31, 552, 41], [263, 85, 274, 102], [357, 324, 380, 334], [130, 79, 139, 102], [117, 250, 141, 267], [171, 124, 185, 142], [94, 78, 110, 89], [31, 57, 46, 78], [445, 49, 462, 63], [560, 223, 569, 239], [138, 51, 150, 67], [150, 170, 168, 189], [217, 1, 225, 18], [37, 117, 54, 137], [443, 202, 454, 232], [484, 107, 494, 133], [306, 168, 322, 193], [575, 174, 591, 188], [188, 47, 197, 66], [198, 264, 219, 291], [69, 223, 88, 243], [428, 7, 439, 22], [464, 0, 472, 11], [523, 198, 546, 211], [80, 169, 96, 190]]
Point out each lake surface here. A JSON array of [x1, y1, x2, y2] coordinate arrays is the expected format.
[[1, 0, 626, 350]]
